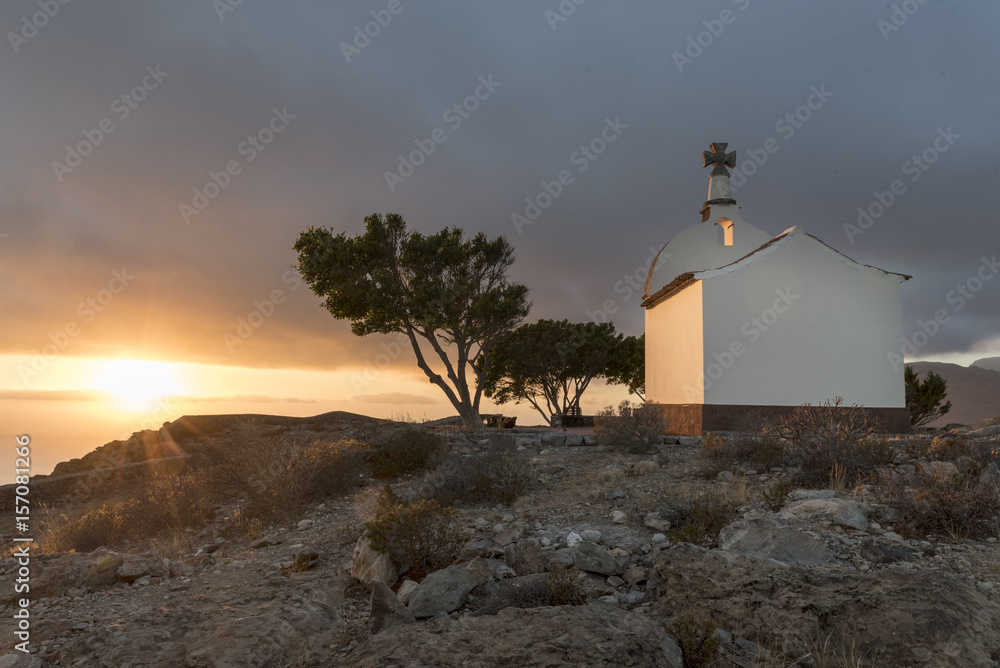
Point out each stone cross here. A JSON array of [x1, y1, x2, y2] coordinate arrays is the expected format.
[[702, 142, 737, 176]]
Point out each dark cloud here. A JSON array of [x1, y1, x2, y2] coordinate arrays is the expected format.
[[1, 0, 998, 374]]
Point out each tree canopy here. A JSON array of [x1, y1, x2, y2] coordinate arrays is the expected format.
[[904, 366, 952, 427], [294, 213, 530, 429], [482, 319, 623, 425], [606, 334, 645, 401]]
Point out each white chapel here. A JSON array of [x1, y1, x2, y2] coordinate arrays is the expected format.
[[641, 143, 912, 435]]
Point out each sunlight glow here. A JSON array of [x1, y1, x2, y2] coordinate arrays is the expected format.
[[91, 359, 185, 407]]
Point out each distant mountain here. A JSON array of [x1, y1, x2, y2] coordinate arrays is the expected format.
[[972, 357, 1000, 372], [909, 361, 1000, 427]]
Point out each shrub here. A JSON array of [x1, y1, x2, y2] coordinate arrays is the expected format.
[[594, 401, 667, 454], [761, 480, 793, 512], [668, 615, 721, 668], [433, 450, 536, 506], [543, 563, 586, 606], [669, 492, 739, 548], [214, 429, 369, 519], [42, 505, 120, 553], [365, 486, 464, 580], [370, 428, 446, 478], [881, 471, 1000, 540], [781, 398, 892, 487]]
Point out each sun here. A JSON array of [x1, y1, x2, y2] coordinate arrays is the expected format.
[[92, 359, 184, 406]]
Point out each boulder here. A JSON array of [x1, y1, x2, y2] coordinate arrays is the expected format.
[[571, 541, 627, 576], [23, 549, 123, 599], [651, 542, 1000, 668], [493, 524, 524, 547], [351, 535, 399, 589], [719, 514, 833, 567], [977, 462, 1000, 496], [461, 557, 494, 587], [457, 538, 494, 561], [351, 602, 683, 667], [396, 579, 419, 606], [779, 498, 869, 531], [407, 565, 477, 618], [117, 555, 166, 584], [369, 581, 416, 635], [915, 460, 958, 482]]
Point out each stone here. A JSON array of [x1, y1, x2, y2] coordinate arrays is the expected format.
[[458, 538, 494, 561], [607, 575, 625, 587], [977, 462, 1000, 495], [396, 579, 419, 606], [296, 519, 313, 530], [780, 498, 869, 531], [407, 565, 477, 618], [565, 532, 583, 547], [547, 549, 576, 569], [564, 434, 585, 446], [118, 555, 166, 584], [717, 471, 735, 482], [20, 548, 123, 601], [787, 489, 837, 502], [352, 535, 399, 589], [623, 566, 647, 585], [651, 542, 1000, 668], [292, 547, 319, 570], [644, 512, 670, 532], [541, 433, 565, 446], [603, 488, 627, 500], [369, 581, 416, 635], [719, 514, 833, 567], [572, 541, 627, 576], [251, 536, 281, 549], [579, 529, 602, 543], [611, 510, 627, 524], [514, 538, 544, 575], [678, 436, 702, 447], [493, 524, 524, 547], [916, 460, 958, 482], [350, 601, 682, 666], [857, 539, 914, 564], [461, 557, 494, 586]]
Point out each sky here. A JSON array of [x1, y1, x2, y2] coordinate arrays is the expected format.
[[2, 0, 999, 478]]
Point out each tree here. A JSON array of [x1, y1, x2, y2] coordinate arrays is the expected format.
[[482, 319, 622, 425], [606, 334, 645, 401], [294, 213, 531, 430], [905, 366, 952, 427]]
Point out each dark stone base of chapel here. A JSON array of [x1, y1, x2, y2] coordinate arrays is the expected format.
[[652, 403, 913, 436]]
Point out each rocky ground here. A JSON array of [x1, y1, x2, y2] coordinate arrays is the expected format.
[[1, 417, 999, 667]]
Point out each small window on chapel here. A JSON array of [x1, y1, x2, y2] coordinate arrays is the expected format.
[[718, 219, 734, 246]]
